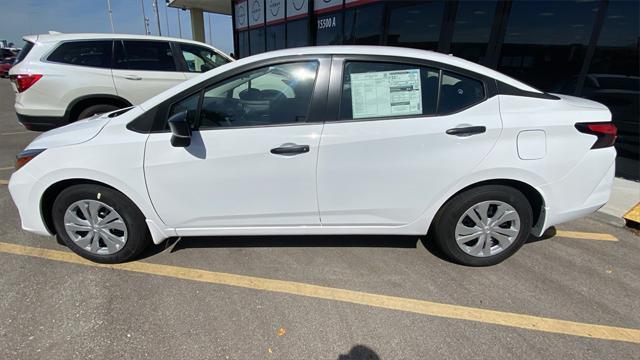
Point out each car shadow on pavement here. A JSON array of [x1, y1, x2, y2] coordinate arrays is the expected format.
[[137, 229, 556, 263], [526, 227, 557, 244], [138, 234, 422, 261], [337, 345, 381, 360]]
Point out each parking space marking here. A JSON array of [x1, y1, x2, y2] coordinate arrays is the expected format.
[[555, 230, 618, 242], [0, 242, 638, 344], [1, 131, 31, 136], [0, 166, 13, 171], [0, 180, 8, 185]]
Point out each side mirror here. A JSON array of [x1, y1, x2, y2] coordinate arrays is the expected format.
[[168, 111, 191, 147]]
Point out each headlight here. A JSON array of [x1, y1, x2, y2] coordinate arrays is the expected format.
[[15, 148, 46, 171]]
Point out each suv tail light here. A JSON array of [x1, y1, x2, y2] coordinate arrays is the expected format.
[[10, 74, 42, 92], [575, 122, 617, 149]]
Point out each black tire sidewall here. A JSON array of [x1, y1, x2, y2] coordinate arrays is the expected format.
[[76, 104, 119, 122], [433, 185, 533, 267], [52, 184, 149, 263]]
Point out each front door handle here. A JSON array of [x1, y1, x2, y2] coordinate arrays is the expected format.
[[124, 75, 142, 80], [446, 126, 486, 137], [270, 143, 310, 156]]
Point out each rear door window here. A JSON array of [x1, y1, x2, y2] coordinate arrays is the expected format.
[[47, 41, 112, 68], [340, 61, 439, 120], [118, 40, 177, 71], [438, 71, 485, 114]]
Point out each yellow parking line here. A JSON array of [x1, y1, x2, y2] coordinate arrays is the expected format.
[[0, 242, 638, 344], [0, 180, 8, 185], [555, 230, 618, 242]]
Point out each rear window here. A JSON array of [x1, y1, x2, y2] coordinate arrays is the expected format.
[[47, 41, 112, 68], [14, 41, 33, 64]]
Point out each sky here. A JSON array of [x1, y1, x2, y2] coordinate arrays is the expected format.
[[0, 0, 235, 54]]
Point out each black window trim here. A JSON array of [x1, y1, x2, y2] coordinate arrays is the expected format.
[[328, 54, 496, 123], [43, 39, 115, 70], [129, 55, 331, 133]]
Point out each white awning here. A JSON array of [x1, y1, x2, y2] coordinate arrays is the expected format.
[[168, 0, 232, 15]]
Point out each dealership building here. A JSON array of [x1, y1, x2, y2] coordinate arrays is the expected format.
[[171, 0, 638, 178]]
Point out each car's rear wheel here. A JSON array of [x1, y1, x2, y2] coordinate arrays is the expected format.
[[76, 104, 119, 121], [51, 184, 150, 263], [431, 185, 532, 266]]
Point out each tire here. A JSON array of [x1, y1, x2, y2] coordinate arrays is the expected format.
[[431, 185, 533, 267], [52, 184, 150, 263], [76, 104, 119, 122]]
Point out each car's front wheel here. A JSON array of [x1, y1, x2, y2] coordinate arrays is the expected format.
[[431, 185, 533, 266], [51, 184, 150, 263]]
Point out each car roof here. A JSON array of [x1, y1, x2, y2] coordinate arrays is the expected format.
[[23, 33, 229, 56]]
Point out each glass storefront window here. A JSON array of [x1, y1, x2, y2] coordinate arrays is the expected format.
[[386, 1, 444, 50], [343, 4, 385, 45], [287, 19, 310, 48], [449, 0, 497, 64], [498, 0, 597, 91], [587, 0, 639, 163], [266, 24, 286, 51], [237, 31, 250, 58], [249, 27, 266, 55], [316, 12, 344, 45], [589, 0, 639, 76]]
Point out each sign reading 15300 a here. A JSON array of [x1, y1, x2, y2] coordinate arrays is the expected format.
[[350, 69, 423, 119]]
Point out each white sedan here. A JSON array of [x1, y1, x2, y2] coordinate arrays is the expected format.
[[9, 46, 617, 266]]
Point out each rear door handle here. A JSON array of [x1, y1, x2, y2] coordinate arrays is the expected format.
[[124, 75, 142, 80], [270, 143, 310, 156], [446, 126, 486, 137]]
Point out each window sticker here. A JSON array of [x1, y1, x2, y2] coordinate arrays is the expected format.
[[350, 69, 422, 119]]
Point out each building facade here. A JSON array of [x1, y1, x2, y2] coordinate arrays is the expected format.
[[231, 0, 639, 177]]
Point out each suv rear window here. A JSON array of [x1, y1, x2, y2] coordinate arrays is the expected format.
[[14, 41, 34, 64], [47, 41, 112, 68]]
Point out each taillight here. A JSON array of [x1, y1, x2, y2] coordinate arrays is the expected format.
[[575, 122, 617, 149], [15, 149, 46, 171], [10, 74, 42, 92]]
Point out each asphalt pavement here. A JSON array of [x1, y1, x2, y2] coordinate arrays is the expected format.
[[0, 80, 638, 359]]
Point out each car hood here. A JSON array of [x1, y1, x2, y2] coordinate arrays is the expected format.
[[26, 113, 112, 150]]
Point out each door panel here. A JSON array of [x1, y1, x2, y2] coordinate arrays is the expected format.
[[144, 59, 328, 229], [318, 99, 502, 225], [144, 126, 323, 228], [317, 60, 502, 226]]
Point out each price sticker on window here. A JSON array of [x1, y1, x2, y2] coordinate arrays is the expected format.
[[350, 69, 422, 119]]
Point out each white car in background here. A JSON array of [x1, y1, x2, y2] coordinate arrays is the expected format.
[[9, 33, 232, 130], [9, 46, 616, 266]]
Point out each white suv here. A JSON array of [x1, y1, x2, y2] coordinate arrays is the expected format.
[[9, 33, 232, 131]]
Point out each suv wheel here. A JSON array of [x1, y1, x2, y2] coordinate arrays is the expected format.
[[431, 185, 533, 266], [76, 104, 119, 121], [51, 184, 150, 263]]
